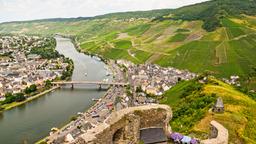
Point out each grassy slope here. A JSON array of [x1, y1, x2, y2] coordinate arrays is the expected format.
[[160, 80, 195, 106], [161, 78, 256, 143]]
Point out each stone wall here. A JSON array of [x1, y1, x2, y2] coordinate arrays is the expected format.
[[71, 104, 172, 144], [70, 105, 229, 144], [201, 120, 229, 144]]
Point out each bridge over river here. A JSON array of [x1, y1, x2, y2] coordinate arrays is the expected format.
[[52, 81, 128, 89]]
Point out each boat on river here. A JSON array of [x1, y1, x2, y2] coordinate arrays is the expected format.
[[106, 72, 111, 76], [92, 98, 101, 101], [103, 78, 109, 82]]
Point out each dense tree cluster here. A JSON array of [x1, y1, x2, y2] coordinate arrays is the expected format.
[[180, 82, 203, 98], [44, 80, 52, 89], [24, 84, 37, 94], [30, 48, 59, 59], [95, 9, 173, 20], [61, 58, 74, 80], [155, 0, 256, 32], [169, 80, 216, 133], [29, 38, 60, 59], [1, 92, 26, 105]]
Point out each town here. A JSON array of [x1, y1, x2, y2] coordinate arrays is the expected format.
[[0, 35, 70, 103], [117, 60, 196, 105], [46, 59, 196, 143]]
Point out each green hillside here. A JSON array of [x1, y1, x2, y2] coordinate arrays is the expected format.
[[170, 0, 256, 32], [161, 77, 256, 143], [1, 0, 256, 89]]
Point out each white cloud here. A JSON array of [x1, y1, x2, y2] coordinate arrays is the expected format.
[[0, 0, 208, 23]]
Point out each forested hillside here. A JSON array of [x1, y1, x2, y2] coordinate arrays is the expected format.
[[170, 0, 256, 31], [94, 9, 173, 19]]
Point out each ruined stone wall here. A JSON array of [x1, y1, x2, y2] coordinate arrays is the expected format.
[[71, 105, 229, 144], [72, 104, 172, 144]]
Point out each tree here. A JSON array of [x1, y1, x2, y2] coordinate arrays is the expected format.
[[15, 93, 26, 102], [24, 84, 37, 94], [5, 92, 13, 98], [30, 84, 37, 92], [24, 87, 31, 94], [135, 86, 143, 93], [3, 93, 16, 104], [45, 80, 52, 88]]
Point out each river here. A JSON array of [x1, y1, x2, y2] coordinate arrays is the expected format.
[[0, 37, 110, 144]]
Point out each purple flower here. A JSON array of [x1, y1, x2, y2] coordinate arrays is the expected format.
[[190, 138, 198, 144], [169, 132, 183, 140]]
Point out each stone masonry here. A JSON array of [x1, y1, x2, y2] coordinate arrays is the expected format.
[[71, 104, 172, 144], [69, 104, 228, 144]]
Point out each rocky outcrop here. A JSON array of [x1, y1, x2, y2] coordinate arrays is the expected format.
[[72, 104, 172, 144]]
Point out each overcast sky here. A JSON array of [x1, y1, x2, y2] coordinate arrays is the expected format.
[[0, 0, 208, 23]]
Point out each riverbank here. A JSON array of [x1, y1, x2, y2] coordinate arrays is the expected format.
[[36, 86, 113, 144], [1, 86, 60, 111]]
